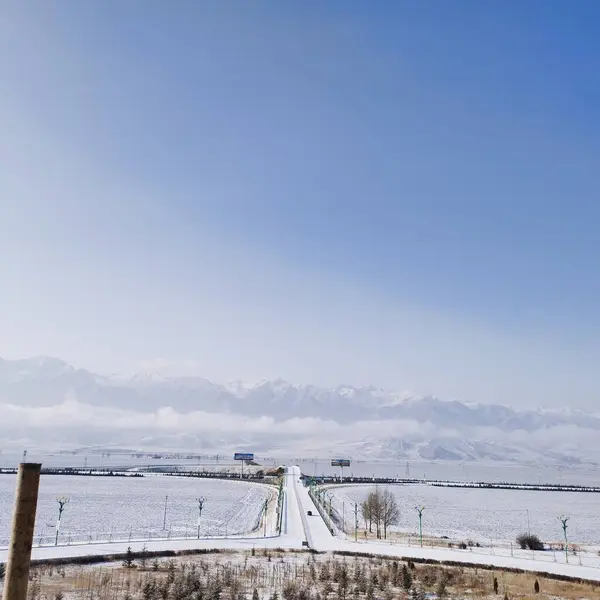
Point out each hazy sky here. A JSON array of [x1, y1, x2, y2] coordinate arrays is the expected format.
[[1, 2, 599, 409]]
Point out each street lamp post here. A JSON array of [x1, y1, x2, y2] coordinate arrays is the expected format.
[[55, 497, 69, 546], [415, 506, 425, 548], [560, 516, 569, 563], [263, 499, 270, 537], [197, 497, 205, 540]]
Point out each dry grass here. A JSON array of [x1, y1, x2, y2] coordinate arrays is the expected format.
[[3, 550, 600, 600]]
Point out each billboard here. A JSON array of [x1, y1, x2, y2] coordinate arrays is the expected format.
[[331, 459, 351, 467], [234, 452, 254, 461]]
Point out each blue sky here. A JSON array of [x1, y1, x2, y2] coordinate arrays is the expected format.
[[1, 1, 599, 409]]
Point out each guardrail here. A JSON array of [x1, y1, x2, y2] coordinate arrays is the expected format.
[[276, 478, 284, 534], [308, 488, 337, 537]]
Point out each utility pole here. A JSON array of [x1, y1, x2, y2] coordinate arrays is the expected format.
[[560, 516, 569, 563], [163, 495, 168, 530], [55, 497, 69, 546], [354, 503, 358, 542], [263, 499, 270, 537], [416, 506, 425, 548], [3, 463, 42, 600], [197, 497, 205, 540]]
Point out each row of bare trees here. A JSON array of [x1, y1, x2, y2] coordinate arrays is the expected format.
[[360, 488, 399, 539]]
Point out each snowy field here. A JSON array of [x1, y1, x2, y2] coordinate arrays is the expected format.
[[4, 451, 600, 487], [0, 474, 272, 546], [3, 466, 600, 582], [329, 484, 600, 546], [0, 452, 283, 473], [300, 459, 600, 486]]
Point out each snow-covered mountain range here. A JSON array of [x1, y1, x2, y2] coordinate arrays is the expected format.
[[0, 356, 596, 465]]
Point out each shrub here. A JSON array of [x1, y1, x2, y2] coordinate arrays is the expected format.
[[139, 544, 150, 569], [419, 566, 439, 588], [516, 533, 544, 551], [123, 547, 136, 569], [402, 564, 412, 591], [436, 577, 447, 599]]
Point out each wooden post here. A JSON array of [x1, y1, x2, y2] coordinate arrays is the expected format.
[[3, 463, 42, 600]]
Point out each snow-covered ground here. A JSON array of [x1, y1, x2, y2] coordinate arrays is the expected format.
[[295, 458, 600, 486], [6, 450, 600, 487], [2, 466, 600, 584], [289, 467, 600, 581], [326, 483, 600, 545], [0, 474, 273, 546]]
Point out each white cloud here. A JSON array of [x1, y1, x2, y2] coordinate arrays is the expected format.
[[0, 394, 433, 444], [1, 390, 598, 463]]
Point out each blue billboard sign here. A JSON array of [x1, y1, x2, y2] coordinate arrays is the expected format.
[[234, 452, 254, 461]]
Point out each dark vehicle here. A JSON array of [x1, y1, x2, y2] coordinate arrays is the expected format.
[[307, 510, 313, 516]]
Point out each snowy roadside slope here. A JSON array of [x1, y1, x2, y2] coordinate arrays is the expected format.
[[334, 539, 600, 582], [0, 536, 286, 562]]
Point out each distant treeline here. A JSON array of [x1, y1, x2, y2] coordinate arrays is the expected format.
[[302, 475, 600, 493], [0, 466, 284, 481], [0, 468, 143, 477], [429, 482, 600, 493], [162, 471, 268, 481]]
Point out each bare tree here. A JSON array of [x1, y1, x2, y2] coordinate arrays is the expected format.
[[361, 489, 398, 540], [361, 489, 383, 539], [380, 489, 399, 539], [361, 498, 373, 533], [372, 489, 383, 539]]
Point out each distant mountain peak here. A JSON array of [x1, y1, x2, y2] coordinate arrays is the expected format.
[[0, 356, 598, 465], [24, 355, 73, 369], [0, 355, 75, 381]]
